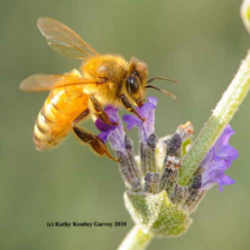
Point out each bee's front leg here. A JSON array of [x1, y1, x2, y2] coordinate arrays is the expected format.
[[89, 95, 118, 126], [119, 94, 145, 122]]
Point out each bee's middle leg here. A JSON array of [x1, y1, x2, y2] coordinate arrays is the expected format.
[[72, 109, 119, 162], [89, 95, 118, 126]]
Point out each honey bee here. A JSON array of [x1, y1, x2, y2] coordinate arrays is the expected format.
[[20, 17, 176, 161]]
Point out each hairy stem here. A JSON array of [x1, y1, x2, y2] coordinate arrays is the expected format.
[[118, 225, 153, 250], [178, 51, 250, 186]]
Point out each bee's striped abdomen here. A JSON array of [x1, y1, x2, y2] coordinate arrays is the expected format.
[[33, 87, 89, 150]]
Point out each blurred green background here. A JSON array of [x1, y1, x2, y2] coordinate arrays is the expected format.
[[1, 0, 250, 249]]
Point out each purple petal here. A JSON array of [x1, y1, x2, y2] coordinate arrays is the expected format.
[[147, 96, 158, 106], [98, 131, 110, 142], [217, 176, 235, 192], [123, 114, 141, 130], [215, 125, 235, 146], [201, 125, 238, 191], [123, 96, 158, 143], [214, 145, 238, 162], [104, 105, 119, 121], [95, 105, 126, 153], [95, 119, 112, 132]]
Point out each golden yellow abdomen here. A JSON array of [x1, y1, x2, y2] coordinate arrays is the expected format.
[[33, 86, 89, 150]]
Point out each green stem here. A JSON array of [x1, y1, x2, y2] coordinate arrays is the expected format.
[[118, 225, 153, 250], [241, 0, 250, 33], [178, 51, 250, 186]]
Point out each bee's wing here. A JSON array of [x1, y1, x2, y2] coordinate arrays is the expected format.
[[20, 74, 100, 92], [37, 17, 98, 60], [20, 74, 64, 92]]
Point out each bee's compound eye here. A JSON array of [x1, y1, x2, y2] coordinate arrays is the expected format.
[[127, 76, 138, 93]]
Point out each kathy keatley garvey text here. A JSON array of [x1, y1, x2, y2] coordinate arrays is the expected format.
[[46, 221, 127, 228]]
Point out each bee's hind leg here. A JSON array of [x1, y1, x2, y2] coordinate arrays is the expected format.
[[72, 110, 119, 162], [73, 125, 119, 162]]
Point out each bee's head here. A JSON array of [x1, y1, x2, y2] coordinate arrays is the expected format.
[[122, 57, 176, 108], [125, 57, 148, 107]]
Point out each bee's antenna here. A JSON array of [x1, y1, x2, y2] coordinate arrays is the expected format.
[[146, 84, 176, 100], [147, 76, 178, 84]]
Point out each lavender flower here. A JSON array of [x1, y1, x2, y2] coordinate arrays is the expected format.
[[123, 96, 157, 143], [123, 96, 159, 175], [95, 99, 238, 196], [94, 95, 240, 242], [200, 125, 238, 191], [95, 105, 126, 154], [95, 106, 141, 190]]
